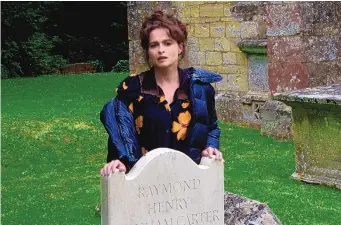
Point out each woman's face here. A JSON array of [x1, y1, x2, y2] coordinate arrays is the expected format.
[[148, 28, 183, 69]]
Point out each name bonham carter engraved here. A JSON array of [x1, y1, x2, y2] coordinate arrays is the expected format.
[[130, 210, 220, 225]]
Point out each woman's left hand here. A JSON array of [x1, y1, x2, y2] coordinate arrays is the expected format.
[[201, 146, 223, 160]]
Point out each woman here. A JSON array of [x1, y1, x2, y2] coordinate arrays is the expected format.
[[100, 10, 223, 176]]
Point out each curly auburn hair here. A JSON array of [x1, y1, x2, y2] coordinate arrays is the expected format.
[[140, 10, 188, 63]]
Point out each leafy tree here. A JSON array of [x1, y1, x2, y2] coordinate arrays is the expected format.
[[1, 2, 66, 78]]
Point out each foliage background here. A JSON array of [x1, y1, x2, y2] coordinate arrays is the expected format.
[[1, 2, 128, 78]]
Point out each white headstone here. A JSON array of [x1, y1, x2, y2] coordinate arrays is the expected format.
[[101, 148, 224, 225]]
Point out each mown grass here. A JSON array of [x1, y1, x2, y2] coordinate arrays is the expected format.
[[2, 72, 341, 225]]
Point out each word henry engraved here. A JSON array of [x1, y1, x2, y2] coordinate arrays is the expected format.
[[101, 148, 224, 225], [147, 197, 190, 214]]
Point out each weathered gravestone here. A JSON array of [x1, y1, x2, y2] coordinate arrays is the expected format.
[[101, 148, 224, 225], [274, 84, 341, 189]]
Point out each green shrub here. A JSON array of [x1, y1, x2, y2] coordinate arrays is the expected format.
[[111, 60, 129, 72], [23, 32, 67, 75], [89, 60, 104, 72]]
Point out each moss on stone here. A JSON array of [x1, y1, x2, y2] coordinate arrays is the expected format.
[[291, 102, 341, 187], [239, 46, 267, 54]]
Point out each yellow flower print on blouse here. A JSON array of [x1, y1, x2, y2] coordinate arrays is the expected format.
[[129, 103, 134, 113], [122, 81, 128, 90], [137, 95, 143, 102], [135, 115, 143, 134], [182, 101, 190, 109], [160, 95, 171, 112], [160, 96, 166, 103], [172, 111, 191, 141]]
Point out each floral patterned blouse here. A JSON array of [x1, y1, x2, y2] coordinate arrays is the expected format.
[[115, 68, 192, 157]]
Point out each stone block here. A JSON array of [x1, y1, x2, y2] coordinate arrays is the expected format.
[[199, 38, 215, 51], [327, 61, 341, 85], [236, 52, 248, 66], [267, 37, 280, 63], [223, 52, 237, 65], [180, 17, 191, 24], [136, 53, 146, 64], [240, 22, 259, 39], [215, 38, 231, 52], [191, 6, 200, 17], [101, 148, 224, 225], [305, 36, 338, 62], [200, 3, 224, 17], [187, 38, 200, 52], [190, 17, 200, 24], [195, 24, 210, 37], [300, 1, 341, 35], [267, 2, 301, 36], [223, 3, 233, 17], [227, 74, 239, 91], [188, 24, 195, 37], [230, 2, 266, 21], [206, 52, 222, 65], [306, 62, 329, 88], [280, 36, 305, 62], [210, 22, 226, 38], [188, 51, 205, 65], [217, 65, 239, 75], [215, 66, 233, 74], [220, 17, 236, 22], [205, 17, 220, 23], [258, 21, 267, 39], [132, 40, 144, 54], [268, 62, 309, 94], [226, 22, 241, 37], [183, 7, 191, 18], [248, 55, 269, 92], [215, 92, 244, 123], [260, 100, 292, 139], [236, 71, 249, 92]]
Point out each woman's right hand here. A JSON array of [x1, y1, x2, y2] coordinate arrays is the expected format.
[[100, 160, 127, 176]]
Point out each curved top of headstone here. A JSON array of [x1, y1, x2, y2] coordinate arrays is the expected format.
[[125, 148, 216, 180], [273, 84, 341, 105]]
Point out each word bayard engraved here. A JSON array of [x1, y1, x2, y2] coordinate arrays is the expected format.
[[138, 179, 201, 198], [132, 210, 220, 225]]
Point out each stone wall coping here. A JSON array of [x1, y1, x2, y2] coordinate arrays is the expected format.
[[237, 39, 267, 54], [273, 84, 341, 105], [241, 91, 269, 104]]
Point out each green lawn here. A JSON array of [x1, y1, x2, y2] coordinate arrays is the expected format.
[[2, 73, 341, 225]]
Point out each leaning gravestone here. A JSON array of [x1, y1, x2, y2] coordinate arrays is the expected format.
[[101, 148, 224, 225]]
